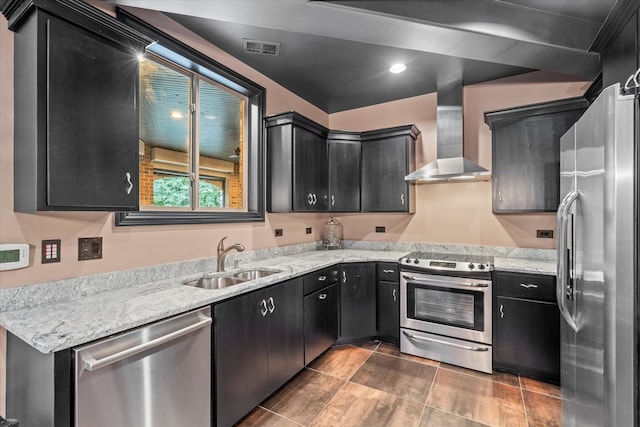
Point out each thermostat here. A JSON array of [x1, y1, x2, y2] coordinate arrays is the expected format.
[[0, 243, 30, 271]]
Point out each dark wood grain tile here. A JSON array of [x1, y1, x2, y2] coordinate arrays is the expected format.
[[520, 377, 561, 398], [375, 342, 440, 367], [427, 368, 527, 427], [307, 345, 372, 380], [523, 390, 562, 427], [355, 340, 381, 351], [310, 382, 423, 427], [440, 363, 520, 387], [261, 368, 345, 425], [419, 406, 491, 427], [350, 352, 437, 403], [235, 406, 302, 427]]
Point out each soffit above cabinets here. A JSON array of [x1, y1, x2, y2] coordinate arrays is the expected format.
[[106, 0, 621, 113]]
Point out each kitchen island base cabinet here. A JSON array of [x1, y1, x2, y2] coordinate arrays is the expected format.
[[493, 271, 560, 384], [214, 278, 304, 427]]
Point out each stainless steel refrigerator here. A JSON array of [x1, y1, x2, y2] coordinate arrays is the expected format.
[[557, 82, 637, 427]]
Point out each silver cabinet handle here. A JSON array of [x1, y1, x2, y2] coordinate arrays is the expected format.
[[383, 269, 395, 274], [260, 299, 268, 316], [82, 314, 212, 371], [124, 172, 133, 195], [400, 193, 405, 205], [312, 193, 318, 205], [392, 289, 397, 301], [319, 293, 327, 300], [556, 190, 579, 332], [268, 296, 275, 314], [331, 195, 335, 206], [307, 193, 313, 205], [500, 304, 504, 318], [402, 331, 489, 352], [342, 271, 347, 283], [318, 275, 327, 281], [520, 283, 538, 289]]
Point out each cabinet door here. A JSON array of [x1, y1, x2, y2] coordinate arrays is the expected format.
[[491, 110, 584, 213], [266, 279, 304, 393], [293, 127, 328, 211], [494, 296, 560, 381], [377, 281, 400, 342], [46, 15, 139, 210], [361, 136, 410, 212], [304, 283, 339, 364], [328, 139, 360, 212], [214, 292, 269, 427], [340, 263, 377, 340]]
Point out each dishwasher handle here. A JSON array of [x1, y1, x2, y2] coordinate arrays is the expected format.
[[82, 314, 212, 372]]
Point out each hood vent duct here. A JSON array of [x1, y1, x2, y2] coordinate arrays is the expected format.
[[405, 81, 490, 183]]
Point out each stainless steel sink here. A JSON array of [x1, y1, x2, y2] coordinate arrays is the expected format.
[[233, 269, 281, 281], [182, 275, 246, 289]]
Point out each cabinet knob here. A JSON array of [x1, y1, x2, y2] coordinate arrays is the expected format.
[[307, 193, 313, 205], [383, 269, 394, 274], [319, 294, 327, 300], [318, 275, 326, 281], [400, 193, 405, 205], [268, 296, 275, 314], [342, 271, 347, 283], [331, 195, 335, 206], [260, 299, 268, 317], [392, 289, 397, 301], [499, 304, 504, 319], [520, 283, 538, 289]]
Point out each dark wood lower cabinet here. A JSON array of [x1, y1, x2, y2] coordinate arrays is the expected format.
[[339, 263, 377, 341], [493, 271, 560, 383], [304, 283, 339, 364], [377, 281, 400, 344], [214, 278, 303, 427]]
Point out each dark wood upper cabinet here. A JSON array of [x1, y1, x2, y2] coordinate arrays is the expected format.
[[265, 112, 329, 212], [327, 131, 361, 212], [360, 125, 418, 213], [4, 0, 152, 212], [266, 112, 418, 214], [484, 98, 588, 213]]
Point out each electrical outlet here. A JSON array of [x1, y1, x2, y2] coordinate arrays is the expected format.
[[375, 226, 386, 233], [306, 227, 312, 234], [42, 239, 61, 264], [275, 229, 283, 237], [536, 229, 554, 238], [78, 237, 102, 261]]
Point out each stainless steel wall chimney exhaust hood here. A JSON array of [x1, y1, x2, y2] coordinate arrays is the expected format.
[[405, 81, 490, 183]]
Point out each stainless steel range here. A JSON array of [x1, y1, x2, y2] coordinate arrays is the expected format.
[[399, 252, 494, 373]]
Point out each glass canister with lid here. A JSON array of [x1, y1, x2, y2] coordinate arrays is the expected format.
[[322, 217, 343, 249]]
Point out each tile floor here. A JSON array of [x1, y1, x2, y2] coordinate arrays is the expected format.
[[236, 341, 562, 427]]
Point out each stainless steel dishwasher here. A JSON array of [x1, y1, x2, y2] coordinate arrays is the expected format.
[[74, 307, 212, 427]]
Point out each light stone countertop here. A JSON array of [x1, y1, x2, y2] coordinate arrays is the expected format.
[[0, 249, 407, 354], [0, 244, 556, 354], [494, 257, 557, 276]]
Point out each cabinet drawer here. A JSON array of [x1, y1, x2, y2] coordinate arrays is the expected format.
[[377, 262, 399, 283], [303, 267, 338, 295], [494, 271, 556, 302]]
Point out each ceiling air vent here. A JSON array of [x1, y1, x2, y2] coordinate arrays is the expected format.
[[243, 39, 281, 56]]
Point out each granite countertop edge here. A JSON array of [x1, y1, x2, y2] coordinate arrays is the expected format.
[[0, 248, 556, 354]]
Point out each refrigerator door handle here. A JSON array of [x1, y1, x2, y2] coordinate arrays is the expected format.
[[557, 190, 580, 332]]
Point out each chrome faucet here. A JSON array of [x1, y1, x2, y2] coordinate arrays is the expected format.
[[217, 236, 245, 272]]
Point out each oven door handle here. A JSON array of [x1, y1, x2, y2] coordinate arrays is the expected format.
[[402, 331, 489, 352], [401, 274, 489, 288]]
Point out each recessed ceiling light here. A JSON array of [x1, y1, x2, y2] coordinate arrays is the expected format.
[[389, 63, 406, 74], [170, 111, 184, 119]]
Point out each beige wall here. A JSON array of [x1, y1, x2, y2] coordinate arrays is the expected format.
[[0, 3, 589, 416]]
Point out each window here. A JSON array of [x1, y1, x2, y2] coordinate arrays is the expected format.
[[115, 9, 265, 225]]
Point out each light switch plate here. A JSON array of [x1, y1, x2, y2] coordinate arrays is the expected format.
[[42, 239, 61, 264]]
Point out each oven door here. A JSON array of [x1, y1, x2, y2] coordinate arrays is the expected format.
[[400, 271, 491, 344]]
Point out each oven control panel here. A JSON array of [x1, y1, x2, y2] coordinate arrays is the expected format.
[[399, 255, 493, 273]]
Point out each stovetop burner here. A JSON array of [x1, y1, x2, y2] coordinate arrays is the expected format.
[[399, 251, 494, 274]]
